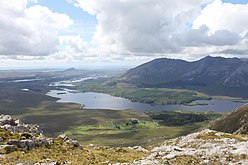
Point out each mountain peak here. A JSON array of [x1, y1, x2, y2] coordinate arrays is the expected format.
[[200, 55, 241, 62]]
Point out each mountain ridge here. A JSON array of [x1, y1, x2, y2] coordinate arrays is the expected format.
[[114, 56, 248, 97]]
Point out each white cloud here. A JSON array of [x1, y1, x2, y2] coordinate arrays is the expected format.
[[193, 0, 248, 34], [174, 25, 240, 46], [2, 0, 248, 68], [76, 0, 213, 54], [192, 0, 248, 56], [0, 0, 73, 56], [75, 0, 248, 59], [52, 35, 90, 61]]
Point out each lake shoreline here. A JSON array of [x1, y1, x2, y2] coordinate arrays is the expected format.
[[46, 90, 246, 112]]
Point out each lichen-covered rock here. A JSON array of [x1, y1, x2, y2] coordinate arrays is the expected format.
[[0, 145, 15, 153], [0, 114, 82, 153], [34, 163, 59, 165], [57, 134, 83, 150], [0, 114, 42, 134], [7, 139, 36, 150], [0, 115, 16, 126], [57, 134, 69, 142], [127, 146, 149, 152]]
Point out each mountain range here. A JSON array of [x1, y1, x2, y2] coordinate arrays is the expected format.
[[115, 56, 248, 97]]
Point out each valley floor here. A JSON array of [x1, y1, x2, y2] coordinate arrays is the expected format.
[[0, 87, 222, 147]]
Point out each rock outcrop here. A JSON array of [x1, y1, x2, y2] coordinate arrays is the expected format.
[[134, 129, 248, 164], [0, 114, 147, 164], [0, 114, 42, 134], [0, 114, 82, 153]]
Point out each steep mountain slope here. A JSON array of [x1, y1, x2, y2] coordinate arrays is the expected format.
[[118, 56, 248, 89], [209, 103, 248, 134]]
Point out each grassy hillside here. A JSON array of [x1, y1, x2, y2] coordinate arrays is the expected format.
[[209, 104, 248, 134]]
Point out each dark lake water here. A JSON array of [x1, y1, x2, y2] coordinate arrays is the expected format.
[[46, 90, 246, 112]]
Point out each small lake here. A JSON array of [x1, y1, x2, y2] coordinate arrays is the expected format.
[[46, 90, 246, 112]]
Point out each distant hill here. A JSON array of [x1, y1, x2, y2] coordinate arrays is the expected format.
[[114, 56, 248, 97], [59, 67, 85, 76], [209, 103, 248, 134], [63, 67, 78, 72]]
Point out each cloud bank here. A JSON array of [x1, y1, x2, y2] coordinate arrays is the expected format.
[[0, 0, 73, 56], [76, 0, 248, 58], [1, 0, 248, 66]]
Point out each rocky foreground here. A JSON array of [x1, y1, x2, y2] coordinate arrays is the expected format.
[[134, 129, 248, 165], [1, 114, 248, 164], [0, 114, 146, 164]]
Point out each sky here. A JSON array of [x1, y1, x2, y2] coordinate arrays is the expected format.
[[0, 0, 248, 69]]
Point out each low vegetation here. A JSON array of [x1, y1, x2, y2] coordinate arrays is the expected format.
[[196, 131, 247, 141], [212, 95, 248, 103], [2, 146, 146, 165], [145, 110, 222, 126]]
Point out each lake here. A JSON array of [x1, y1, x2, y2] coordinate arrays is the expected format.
[[46, 90, 246, 112]]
